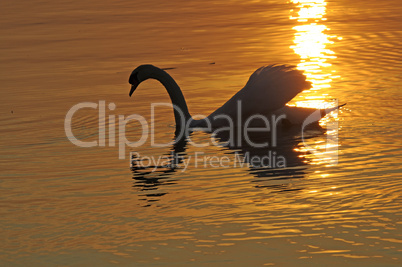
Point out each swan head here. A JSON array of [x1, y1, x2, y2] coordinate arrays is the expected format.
[[129, 64, 159, 96]]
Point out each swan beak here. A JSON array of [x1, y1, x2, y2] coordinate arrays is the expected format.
[[129, 83, 138, 97]]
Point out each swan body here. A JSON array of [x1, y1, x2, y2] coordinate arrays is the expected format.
[[128, 64, 342, 132]]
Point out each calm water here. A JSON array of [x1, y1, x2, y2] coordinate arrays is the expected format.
[[1, 0, 401, 266]]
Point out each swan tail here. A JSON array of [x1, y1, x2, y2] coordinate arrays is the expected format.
[[320, 103, 346, 117]]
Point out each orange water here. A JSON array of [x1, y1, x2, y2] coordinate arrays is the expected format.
[[1, 0, 401, 266]]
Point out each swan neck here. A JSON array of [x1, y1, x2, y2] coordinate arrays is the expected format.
[[151, 68, 191, 125]]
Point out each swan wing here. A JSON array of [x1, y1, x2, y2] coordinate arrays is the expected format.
[[235, 65, 311, 116], [206, 65, 311, 126]]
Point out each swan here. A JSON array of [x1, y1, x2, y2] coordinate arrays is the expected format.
[[128, 64, 342, 133]]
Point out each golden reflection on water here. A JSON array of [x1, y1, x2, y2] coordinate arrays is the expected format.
[[290, 0, 342, 167], [289, 0, 341, 108]]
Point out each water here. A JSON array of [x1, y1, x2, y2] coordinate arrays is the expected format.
[[1, 0, 401, 265]]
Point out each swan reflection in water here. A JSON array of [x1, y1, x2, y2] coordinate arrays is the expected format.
[[128, 65, 341, 205], [131, 125, 326, 206]]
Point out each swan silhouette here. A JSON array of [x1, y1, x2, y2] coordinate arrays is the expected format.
[[128, 64, 342, 133]]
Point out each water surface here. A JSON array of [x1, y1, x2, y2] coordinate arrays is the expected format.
[[1, 0, 401, 266]]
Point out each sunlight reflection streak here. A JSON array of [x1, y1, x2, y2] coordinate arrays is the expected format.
[[289, 0, 341, 167]]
